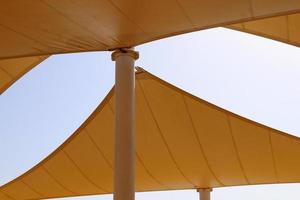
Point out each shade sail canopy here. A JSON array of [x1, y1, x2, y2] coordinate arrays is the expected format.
[[0, 56, 47, 94], [229, 13, 300, 47], [1, 69, 300, 200], [1, 1, 300, 60]]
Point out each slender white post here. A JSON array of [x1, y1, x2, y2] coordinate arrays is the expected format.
[[197, 188, 212, 200], [112, 48, 139, 200]]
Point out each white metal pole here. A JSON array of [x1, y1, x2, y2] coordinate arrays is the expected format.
[[112, 48, 139, 200], [197, 188, 212, 200]]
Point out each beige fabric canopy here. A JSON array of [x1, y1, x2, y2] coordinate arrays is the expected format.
[[2, 1, 300, 200], [1, 69, 299, 200], [230, 13, 300, 47], [1, 1, 300, 60], [0, 56, 47, 94]]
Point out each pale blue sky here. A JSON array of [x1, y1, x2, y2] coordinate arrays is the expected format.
[[1, 28, 300, 199]]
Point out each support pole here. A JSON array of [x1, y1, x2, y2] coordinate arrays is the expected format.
[[112, 48, 139, 200], [197, 188, 212, 200]]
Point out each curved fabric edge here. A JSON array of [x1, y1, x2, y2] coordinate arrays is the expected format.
[[226, 26, 300, 48], [138, 8, 300, 51], [143, 70, 300, 142], [0, 56, 49, 94], [0, 89, 115, 199]]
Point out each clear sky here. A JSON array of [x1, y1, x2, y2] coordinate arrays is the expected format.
[[1, 28, 300, 199]]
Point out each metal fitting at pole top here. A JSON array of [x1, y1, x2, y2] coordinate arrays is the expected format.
[[111, 48, 139, 61], [197, 188, 212, 193]]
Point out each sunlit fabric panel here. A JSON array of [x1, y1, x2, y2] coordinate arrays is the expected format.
[[228, 13, 300, 47], [1, 70, 299, 199], [1, 0, 300, 59], [0, 56, 47, 94]]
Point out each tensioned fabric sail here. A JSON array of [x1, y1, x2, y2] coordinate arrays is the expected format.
[[1, 69, 300, 200], [1, 1, 300, 60], [0, 56, 48, 94], [229, 13, 300, 47]]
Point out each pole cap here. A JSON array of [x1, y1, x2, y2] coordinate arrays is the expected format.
[[111, 48, 139, 61], [197, 188, 212, 193]]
